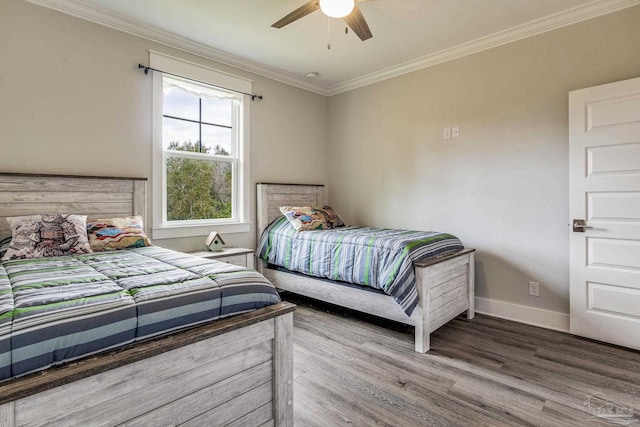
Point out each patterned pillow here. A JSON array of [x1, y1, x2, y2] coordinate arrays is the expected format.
[[279, 206, 345, 232], [86, 216, 152, 251], [1, 214, 92, 260]]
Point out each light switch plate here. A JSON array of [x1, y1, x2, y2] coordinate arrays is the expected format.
[[529, 281, 540, 297]]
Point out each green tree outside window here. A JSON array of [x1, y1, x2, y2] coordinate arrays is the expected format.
[[166, 141, 232, 220]]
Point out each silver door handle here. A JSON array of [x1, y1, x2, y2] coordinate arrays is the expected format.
[[573, 219, 593, 232]]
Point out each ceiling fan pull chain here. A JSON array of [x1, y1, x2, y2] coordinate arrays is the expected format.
[[327, 16, 331, 49]]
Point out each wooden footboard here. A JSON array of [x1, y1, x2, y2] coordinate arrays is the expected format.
[[414, 248, 475, 352], [0, 302, 295, 427]]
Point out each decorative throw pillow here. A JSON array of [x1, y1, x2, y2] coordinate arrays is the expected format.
[[86, 216, 152, 251], [1, 214, 92, 260], [279, 206, 345, 232]]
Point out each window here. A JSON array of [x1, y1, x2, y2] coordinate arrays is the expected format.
[[163, 76, 236, 221], [151, 52, 251, 239]]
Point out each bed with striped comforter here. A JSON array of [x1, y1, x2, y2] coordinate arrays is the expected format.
[[0, 246, 280, 381], [257, 217, 464, 316]]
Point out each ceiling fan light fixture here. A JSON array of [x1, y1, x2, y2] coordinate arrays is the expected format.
[[319, 0, 355, 18]]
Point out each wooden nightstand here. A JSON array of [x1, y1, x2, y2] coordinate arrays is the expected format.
[[188, 247, 255, 269]]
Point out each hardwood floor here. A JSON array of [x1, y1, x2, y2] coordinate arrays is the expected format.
[[285, 294, 640, 427]]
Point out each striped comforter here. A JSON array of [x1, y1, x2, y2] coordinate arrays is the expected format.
[[257, 217, 464, 316], [0, 246, 280, 381], [0, 266, 11, 381]]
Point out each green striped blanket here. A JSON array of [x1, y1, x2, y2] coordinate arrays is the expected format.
[[0, 246, 280, 381], [258, 217, 464, 315]]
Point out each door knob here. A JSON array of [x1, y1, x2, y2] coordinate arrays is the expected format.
[[573, 219, 593, 232]]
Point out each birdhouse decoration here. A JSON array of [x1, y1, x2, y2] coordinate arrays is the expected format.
[[204, 232, 225, 252]]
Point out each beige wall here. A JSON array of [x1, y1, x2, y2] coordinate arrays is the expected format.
[[0, 0, 328, 251], [327, 6, 640, 314]]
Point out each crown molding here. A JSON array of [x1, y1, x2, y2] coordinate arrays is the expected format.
[[326, 0, 640, 95], [24, 0, 331, 96], [26, 0, 640, 98]]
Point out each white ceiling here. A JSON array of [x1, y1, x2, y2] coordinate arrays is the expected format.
[[30, 0, 640, 95]]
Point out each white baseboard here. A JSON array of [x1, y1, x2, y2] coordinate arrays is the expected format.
[[474, 297, 570, 333]]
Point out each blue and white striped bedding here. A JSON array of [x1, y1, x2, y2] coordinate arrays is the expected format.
[[0, 246, 280, 381], [0, 265, 12, 380], [258, 216, 464, 316]]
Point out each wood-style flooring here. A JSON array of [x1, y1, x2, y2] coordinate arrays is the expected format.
[[285, 294, 640, 427]]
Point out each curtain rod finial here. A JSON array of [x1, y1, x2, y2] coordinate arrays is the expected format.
[[138, 64, 150, 74]]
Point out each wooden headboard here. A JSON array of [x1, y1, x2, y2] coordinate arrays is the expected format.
[[256, 183, 325, 240], [0, 173, 147, 237]]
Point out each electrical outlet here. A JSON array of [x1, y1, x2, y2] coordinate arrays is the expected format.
[[443, 127, 451, 139], [452, 126, 460, 138], [529, 281, 540, 297]]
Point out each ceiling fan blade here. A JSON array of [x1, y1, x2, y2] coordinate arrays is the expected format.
[[344, 3, 372, 41], [272, 0, 320, 28]]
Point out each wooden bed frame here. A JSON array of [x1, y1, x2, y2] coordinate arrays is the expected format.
[[0, 173, 294, 427], [256, 183, 474, 353]]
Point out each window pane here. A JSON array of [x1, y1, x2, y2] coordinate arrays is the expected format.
[[163, 117, 201, 151], [202, 124, 232, 155], [163, 87, 199, 121], [166, 156, 233, 220], [202, 98, 233, 127]]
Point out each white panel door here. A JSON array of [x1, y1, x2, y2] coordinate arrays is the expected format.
[[569, 76, 640, 349]]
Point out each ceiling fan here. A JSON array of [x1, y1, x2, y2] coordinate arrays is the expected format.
[[272, 0, 373, 41]]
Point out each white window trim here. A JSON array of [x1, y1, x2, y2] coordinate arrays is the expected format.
[[150, 51, 251, 239]]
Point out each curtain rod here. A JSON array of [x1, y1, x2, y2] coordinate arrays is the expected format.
[[137, 64, 263, 101]]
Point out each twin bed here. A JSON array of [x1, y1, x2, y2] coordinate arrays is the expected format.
[[0, 174, 475, 427], [256, 183, 475, 353]]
